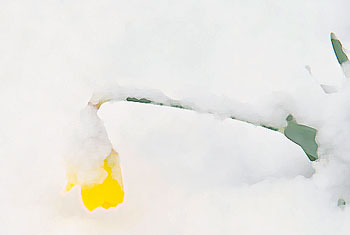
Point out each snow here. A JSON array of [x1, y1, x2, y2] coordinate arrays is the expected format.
[[64, 105, 112, 185], [341, 61, 350, 78], [1, 0, 350, 234]]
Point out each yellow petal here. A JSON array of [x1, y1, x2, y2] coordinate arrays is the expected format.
[[80, 150, 124, 211], [64, 183, 75, 192]]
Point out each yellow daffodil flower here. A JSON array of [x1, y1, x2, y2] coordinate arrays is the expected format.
[[65, 98, 124, 211], [65, 149, 124, 211]]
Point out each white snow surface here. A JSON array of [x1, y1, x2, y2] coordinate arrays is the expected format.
[[2, 0, 350, 234], [341, 61, 350, 78], [64, 105, 112, 185]]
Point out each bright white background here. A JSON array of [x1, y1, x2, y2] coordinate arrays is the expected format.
[[1, 0, 350, 234]]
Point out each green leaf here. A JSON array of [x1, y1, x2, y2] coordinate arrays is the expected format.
[[283, 115, 318, 161], [331, 32, 349, 65], [338, 198, 346, 207]]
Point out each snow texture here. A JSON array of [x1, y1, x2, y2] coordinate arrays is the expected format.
[[64, 105, 112, 185], [1, 0, 350, 234]]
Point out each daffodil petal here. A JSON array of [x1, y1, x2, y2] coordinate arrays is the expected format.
[[80, 150, 124, 211], [65, 183, 75, 192]]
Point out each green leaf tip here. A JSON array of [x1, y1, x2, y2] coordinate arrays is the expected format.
[[331, 32, 349, 65], [283, 115, 318, 161], [338, 198, 346, 207]]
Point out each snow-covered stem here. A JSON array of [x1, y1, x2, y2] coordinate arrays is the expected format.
[[89, 86, 282, 132], [89, 86, 321, 161]]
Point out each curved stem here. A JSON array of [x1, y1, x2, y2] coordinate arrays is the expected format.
[[88, 86, 318, 161], [89, 86, 282, 132]]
